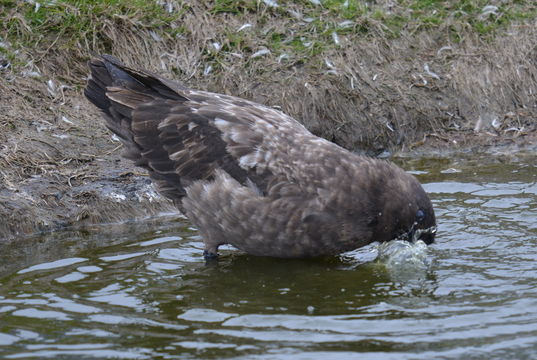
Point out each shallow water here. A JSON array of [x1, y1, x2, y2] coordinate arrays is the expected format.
[[1, 156, 536, 359]]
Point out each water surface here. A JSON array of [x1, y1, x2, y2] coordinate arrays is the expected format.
[[1, 156, 536, 359]]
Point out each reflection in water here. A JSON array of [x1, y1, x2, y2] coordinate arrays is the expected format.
[[0, 158, 536, 359]]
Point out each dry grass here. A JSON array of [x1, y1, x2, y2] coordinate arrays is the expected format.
[[2, 0, 536, 151]]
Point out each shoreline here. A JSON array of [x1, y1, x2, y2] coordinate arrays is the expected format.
[[1, 123, 534, 242]]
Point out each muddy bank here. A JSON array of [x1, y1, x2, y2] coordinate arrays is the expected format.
[[1, 1, 536, 240], [0, 76, 175, 240]]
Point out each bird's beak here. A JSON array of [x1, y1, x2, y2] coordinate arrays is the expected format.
[[406, 223, 437, 245]]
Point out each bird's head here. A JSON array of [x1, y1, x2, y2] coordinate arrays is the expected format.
[[368, 165, 436, 245]]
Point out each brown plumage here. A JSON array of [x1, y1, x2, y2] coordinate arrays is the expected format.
[[84, 55, 436, 259]]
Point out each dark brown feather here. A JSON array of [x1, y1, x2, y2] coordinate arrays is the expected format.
[[85, 54, 436, 258]]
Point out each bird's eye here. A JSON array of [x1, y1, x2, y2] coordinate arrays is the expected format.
[[416, 209, 426, 223]]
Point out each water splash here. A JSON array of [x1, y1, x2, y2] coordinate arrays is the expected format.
[[376, 239, 430, 282]]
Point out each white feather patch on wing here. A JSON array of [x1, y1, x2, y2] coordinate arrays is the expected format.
[[214, 118, 231, 132], [229, 128, 250, 144], [239, 153, 258, 169]]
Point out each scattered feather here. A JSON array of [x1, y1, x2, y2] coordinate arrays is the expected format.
[[277, 53, 289, 63], [377, 150, 392, 159], [237, 23, 252, 32], [332, 32, 340, 45], [287, 9, 302, 19], [149, 31, 162, 42], [310, 0, 321, 5], [212, 42, 221, 52], [203, 65, 213, 76], [424, 64, 440, 80], [505, 111, 516, 118], [61, 116, 74, 125], [491, 117, 501, 130], [437, 46, 452, 56], [418, 74, 428, 86], [324, 58, 336, 70], [250, 48, 270, 59], [338, 20, 354, 28], [155, 0, 174, 13], [108, 192, 127, 202], [480, 5, 499, 19], [474, 115, 484, 132], [262, 0, 278, 7], [22, 70, 41, 78], [47, 79, 57, 97], [33, 121, 52, 132], [301, 37, 312, 47]]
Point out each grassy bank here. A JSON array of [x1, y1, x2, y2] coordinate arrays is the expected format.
[[2, 0, 537, 150], [3, 1, 536, 62]]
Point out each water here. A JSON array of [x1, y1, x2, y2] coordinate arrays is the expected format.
[[0, 156, 536, 359]]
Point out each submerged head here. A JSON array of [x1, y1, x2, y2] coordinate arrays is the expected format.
[[370, 164, 436, 245]]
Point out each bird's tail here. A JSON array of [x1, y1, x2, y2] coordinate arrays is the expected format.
[[84, 55, 189, 206], [85, 55, 121, 115], [85, 54, 187, 111]]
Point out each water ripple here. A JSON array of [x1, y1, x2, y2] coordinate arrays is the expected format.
[[1, 160, 536, 359]]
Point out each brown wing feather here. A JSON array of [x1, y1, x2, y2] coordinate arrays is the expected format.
[[85, 55, 355, 209], [84, 55, 284, 206]]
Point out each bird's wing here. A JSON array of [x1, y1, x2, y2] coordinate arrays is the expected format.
[[85, 55, 329, 207]]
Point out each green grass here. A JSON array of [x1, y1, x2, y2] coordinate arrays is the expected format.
[[0, 0, 535, 76], [212, 0, 258, 14], [1, 0, 188, 54]]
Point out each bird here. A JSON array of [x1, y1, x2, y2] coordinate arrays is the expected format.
[[84, 54, 436, 259]]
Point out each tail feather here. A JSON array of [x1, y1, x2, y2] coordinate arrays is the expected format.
[[84, 59, 113, 113], [84, 55, 189, 207]]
